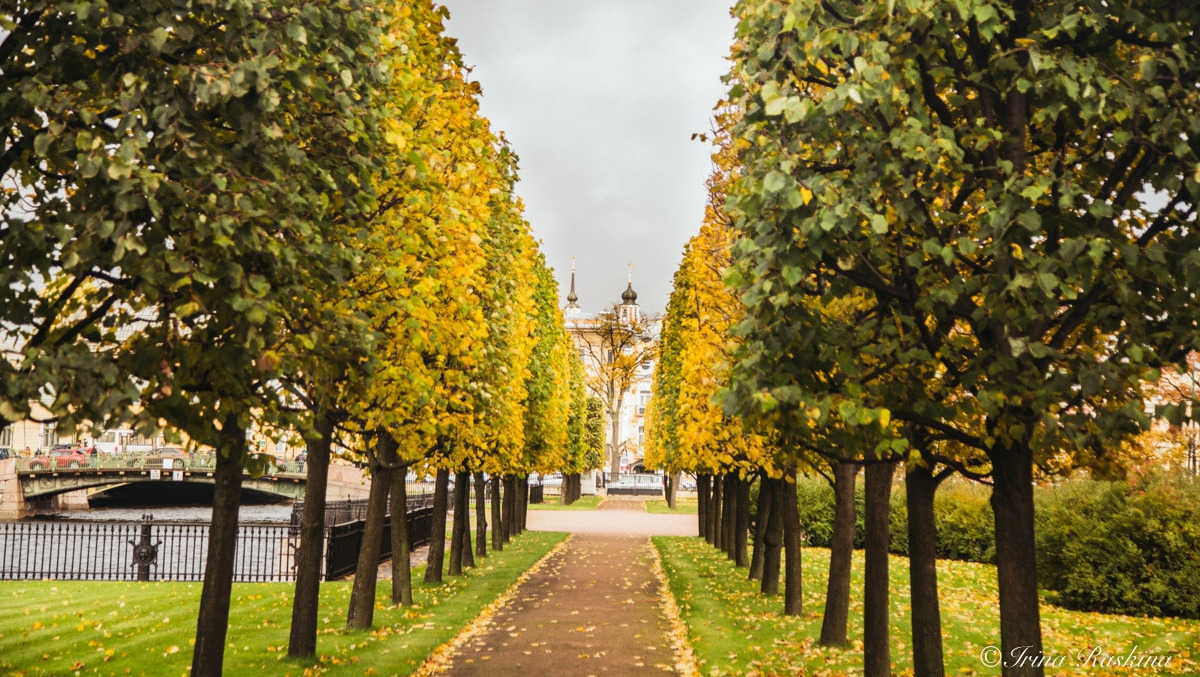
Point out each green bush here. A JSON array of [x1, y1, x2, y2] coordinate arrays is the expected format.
[[794, 473, 993, 562], [790, 469, 1200, 618], [1035, 473, 1200, 618]]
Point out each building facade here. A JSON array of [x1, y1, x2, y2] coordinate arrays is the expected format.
[[563, 262, 656, 474]]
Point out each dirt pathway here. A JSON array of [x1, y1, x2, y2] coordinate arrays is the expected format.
[[428, 500, 695, 676]]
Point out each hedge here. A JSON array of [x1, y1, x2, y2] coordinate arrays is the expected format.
[[782, 471, 1200, 618]]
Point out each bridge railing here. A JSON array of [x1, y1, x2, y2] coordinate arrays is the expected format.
[[12, 452, 307, 477]]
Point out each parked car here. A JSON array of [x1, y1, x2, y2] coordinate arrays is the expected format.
[[150, 447, 188, 458], [28, 448, 90, 470], [0, 447, 12, 460], [147, 447, 189, 469]]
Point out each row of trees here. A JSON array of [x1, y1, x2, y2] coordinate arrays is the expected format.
[[649, 1, 1200, 676], [2, 2, 597, 675]]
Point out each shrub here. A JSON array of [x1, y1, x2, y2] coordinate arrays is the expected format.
[[1035, 473, 1200, 618], [784, 470, 1200, 618]]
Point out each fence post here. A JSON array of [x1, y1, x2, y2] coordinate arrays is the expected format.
[[130, 514, 159, 582]]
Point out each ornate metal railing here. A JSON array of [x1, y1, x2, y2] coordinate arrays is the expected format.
[[1, 502, 434, 582], [0, 516, 301, 582], [12, 452, 306, 476]]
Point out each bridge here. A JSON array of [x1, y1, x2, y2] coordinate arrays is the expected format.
[[0, 454, 371, 520]]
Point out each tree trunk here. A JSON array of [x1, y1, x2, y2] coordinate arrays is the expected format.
[[711, 474, 724, 550], [820, 461, 858, 646], [288, 412, 333, 658], [490, 475, 503, 552], [782, 468, 803, 616], [502, 475, 516, 541], [424, 468, 450, 584], [460, 477, 476, 569], [474, 472, 487, 559], [749, 471, 772, 581], [907, 464, 945, 677], [697, 474, 710, 539], [609, 410, 622, 478], [761, 476, 784, 596], [723, 474, 738, 560], [191, 421, 246, 677], [735, 474, 751, 568], [518, 474, 529, 532], [448, 471, 468, 576], [390, 456, 413, 606], [864, 461, 896, 677], [347, 452, 393, 630], [991, 443, 1044, 677]]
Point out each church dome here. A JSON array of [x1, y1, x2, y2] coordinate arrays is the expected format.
[[621, 282, 638, 304]]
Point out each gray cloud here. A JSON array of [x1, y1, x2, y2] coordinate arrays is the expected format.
[[443, 0, 735, 314]]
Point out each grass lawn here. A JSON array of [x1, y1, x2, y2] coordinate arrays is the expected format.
[[527, 494, 601, 511], [645, 497, 698, 515], [654, 536, 1200, 676], [0, 530, 565, 677]]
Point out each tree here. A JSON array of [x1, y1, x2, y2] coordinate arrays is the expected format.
[[5, 3, 388, 676], [576, 305, 657, 477], [725, 2, 1200, 675]]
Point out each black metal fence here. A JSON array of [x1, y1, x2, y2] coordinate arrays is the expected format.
[[0, 518, 301, 582], [289, 489, 438, 529], [323, 507, 433, 580], [1, 499, 438, 583], [1, 478, 541, 583]]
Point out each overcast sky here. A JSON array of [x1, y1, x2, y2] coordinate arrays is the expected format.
[[442, 1, 736, 314]]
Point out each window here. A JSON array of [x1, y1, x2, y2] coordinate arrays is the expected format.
[[40, 422, 57, 449], [637, 392, 651, 416], [0, 426, 11, 447]]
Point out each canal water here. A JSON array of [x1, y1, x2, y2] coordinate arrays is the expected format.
[[36, 503, 294, 524]]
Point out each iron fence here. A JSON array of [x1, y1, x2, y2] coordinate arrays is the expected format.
[[289, 486, 438, 528], [1, 502, 437, 583], [0, 517, 301, 582], [323, 507, 433, 581]]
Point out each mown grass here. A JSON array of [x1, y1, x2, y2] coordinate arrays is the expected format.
[[0, 530, 565, 677], [527, 494, 601, 511], [645, 497, 698, 515], [654, 536, 1200, 676]]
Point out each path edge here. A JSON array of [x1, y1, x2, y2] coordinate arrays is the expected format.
[[649, 538, 701, 677], [410, 533, 572, 676]]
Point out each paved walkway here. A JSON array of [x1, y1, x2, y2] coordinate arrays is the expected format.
[[431, 498, 698, 676], [525, 498, 697, 537]]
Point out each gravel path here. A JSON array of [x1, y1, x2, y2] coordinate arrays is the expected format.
[[429, 499, 698, 676]]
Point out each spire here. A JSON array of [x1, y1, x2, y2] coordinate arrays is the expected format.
[[621, 262, 638, 304], [565, 256, 581, 314]]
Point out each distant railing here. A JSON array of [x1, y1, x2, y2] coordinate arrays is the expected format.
[[12, 452, 306, 476], [290, 486, 437, 528], [603, 472, 666, 497]]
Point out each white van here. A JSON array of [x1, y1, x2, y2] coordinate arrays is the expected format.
[[93, 429, 158, 454]]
